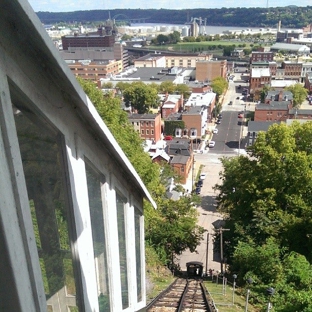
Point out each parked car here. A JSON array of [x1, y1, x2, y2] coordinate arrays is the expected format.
[[229, 101, 233, 105], [218, 114, 222, 119], [208, 141, 216, 148], [238, 113, 244, 118], [164, 135, 173, 140], [212, 128, 218, 134], [200, 173, 206, 180], [197, 180, 203, 187], [216, 119, 221, 124], [195, 187, 201, 195]]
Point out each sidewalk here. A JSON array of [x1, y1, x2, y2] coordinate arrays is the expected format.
[[182, 159, 201, 193]]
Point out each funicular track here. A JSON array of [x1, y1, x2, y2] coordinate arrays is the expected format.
[[146, 278, 213, 312]]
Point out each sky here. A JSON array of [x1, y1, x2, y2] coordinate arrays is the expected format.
[[27, 0, 311, 12]]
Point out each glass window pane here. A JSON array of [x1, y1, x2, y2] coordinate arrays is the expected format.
[[13, 103, 79, 311], [85, 162, 110, 312], [134, 208, 142, 302], [0, 223, 21, 311], [116, 194, 129, 309]]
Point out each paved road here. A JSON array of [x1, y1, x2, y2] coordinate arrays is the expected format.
[[178, 75, 248, 274]]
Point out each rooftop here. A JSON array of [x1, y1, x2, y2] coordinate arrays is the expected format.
[[271, 80, 298, 88], [256, 102, 290, 110], [135, 53, 165, 61], [248, 121, 279, 132], [114, 67, 183, 82], [271, 42, 310, 51], [128, 113, 159, 120], [251, 67, 271, 78], [185, 92, 216, 107]]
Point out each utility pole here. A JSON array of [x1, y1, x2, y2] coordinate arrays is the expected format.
[[191, 152, 195, 189], [205, 232, 209, 276], [216, 227, 230, 274]]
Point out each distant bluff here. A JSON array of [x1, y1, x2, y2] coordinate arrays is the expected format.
[[36, 6, 312, 29]]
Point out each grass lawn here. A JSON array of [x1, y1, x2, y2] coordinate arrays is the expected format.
[[204, 279, 261, 312], [147, 40, 253, 53]]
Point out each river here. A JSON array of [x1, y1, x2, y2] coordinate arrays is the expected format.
[[128, 22, 280, 35]]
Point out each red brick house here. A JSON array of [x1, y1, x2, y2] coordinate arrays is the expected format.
[[165, 139, 193, 184], [304, 73, 312, 93], [128, 113, 162, 142], [250, 68, 271, 100], [250, 52, 274, 64], [254, 91, 293, 122], [161, 94, 184, 118]]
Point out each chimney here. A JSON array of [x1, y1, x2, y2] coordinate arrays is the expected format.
[[278, 91, 283, 101]]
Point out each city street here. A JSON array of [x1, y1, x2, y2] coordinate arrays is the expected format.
[[178, 72, 250, 274]]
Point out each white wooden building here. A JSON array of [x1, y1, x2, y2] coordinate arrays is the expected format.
[[0, 0, 156, 311]]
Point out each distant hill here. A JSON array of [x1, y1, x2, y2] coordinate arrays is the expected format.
[[36, 7, 312, 28]]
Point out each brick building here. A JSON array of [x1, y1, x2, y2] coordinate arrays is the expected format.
[[133, 53, 212, 68], [66, 59, 123, 81], [304, 73, 312, 93], [161, 94, 184, 119], [250, 52, 274, 64], [128, 113, 162, 142], [134, 54, 166, 68], [255, 103, 290, 122], [249, 68, 271, 100], [165, 140, 193, 184], [195, 59, 227, 82], [170, 155, 193, 184], [282, 61, 303, 80], [254, 91, 293, 122], [184, 91, 216, 123], [62, 34, 115, 50], [182, 106, 208, 138], [60, 42, 129, 71]]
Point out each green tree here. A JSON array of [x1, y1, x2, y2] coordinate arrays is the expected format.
[[121, 34, 132, 41], [243, 48, 252, 55], [159, 81, 176, 94], [77, 78, 160, 191], [211, 77, 228, 98], [156, 34, 169, 45], [168, 31, 181, 43], [214, 122, 312, 263], [115, 81, 131, 92], [145, 194, 204, 270], [260, 84, 272, 103], [123, 83, 159, 114], [285, 83, 308, 108], [175, 84, 191, 100], [223, 45, 235, 57], [78, 78, 205, 270], [231, 239, 312, 311], [101, 81, 114, 89]]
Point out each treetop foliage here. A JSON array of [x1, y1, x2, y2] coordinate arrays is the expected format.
[[214, 121, 312, 311], [37, 7, 312, 29], [211, 77, 228, 97], [78, 78, 205, 268], [285, 83, 308, 108]]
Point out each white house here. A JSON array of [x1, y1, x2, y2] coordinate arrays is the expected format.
[[0, 0, 155, 311]]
